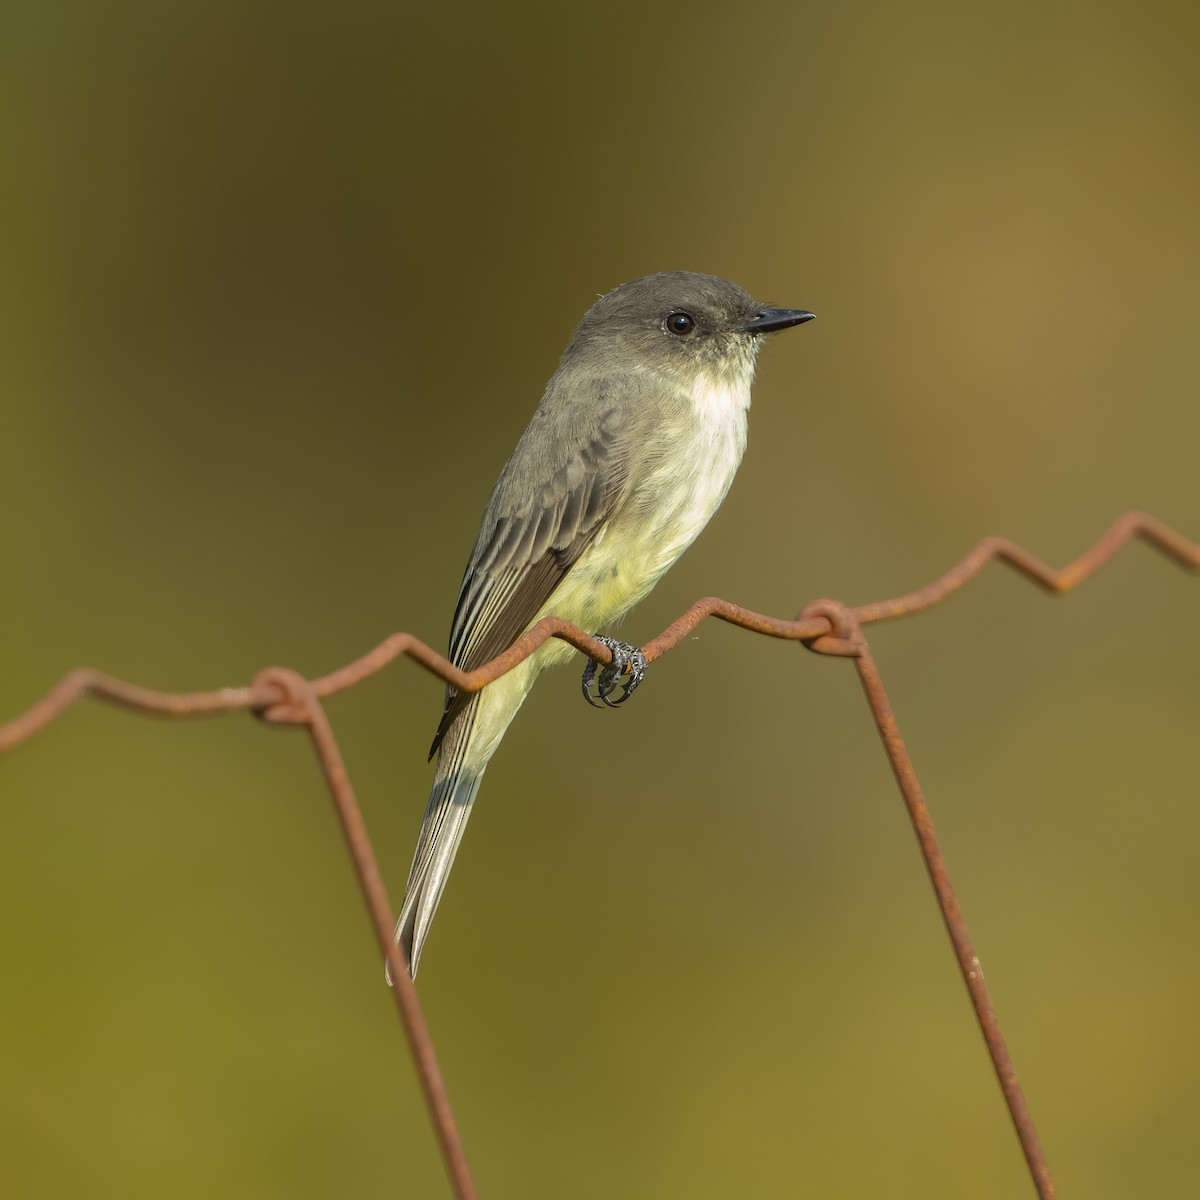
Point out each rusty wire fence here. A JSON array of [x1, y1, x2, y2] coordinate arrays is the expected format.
[[2, 509, 1197, 1199]]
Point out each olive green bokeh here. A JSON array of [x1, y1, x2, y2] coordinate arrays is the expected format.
[[3, 3, 1199, 1197]]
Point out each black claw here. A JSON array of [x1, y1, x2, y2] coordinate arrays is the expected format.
[[582, 637, 648, 708], [581, 656, 602, 707]]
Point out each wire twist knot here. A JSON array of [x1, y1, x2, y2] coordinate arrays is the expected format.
[[251, 667, 316, 726], [798, 598, 866, 658]]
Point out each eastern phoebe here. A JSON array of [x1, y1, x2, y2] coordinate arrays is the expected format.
[[391, 271, 814, 978]]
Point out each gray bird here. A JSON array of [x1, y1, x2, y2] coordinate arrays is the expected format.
[[391, 271, 814, 978]]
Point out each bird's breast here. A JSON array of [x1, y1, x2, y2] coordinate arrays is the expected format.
[[563, 373, 750, 628]]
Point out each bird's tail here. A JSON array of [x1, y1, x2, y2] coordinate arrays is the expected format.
[[387, 698, 487, 982], [388, 650, 545, 981]]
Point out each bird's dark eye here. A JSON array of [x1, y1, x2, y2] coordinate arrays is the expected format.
[[665, 311, 695, 336]]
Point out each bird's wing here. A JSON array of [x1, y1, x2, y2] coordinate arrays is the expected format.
[[429, 399, 630, 757]]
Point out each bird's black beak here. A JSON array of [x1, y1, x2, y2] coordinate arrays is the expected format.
[[741, 308, 816, 335]]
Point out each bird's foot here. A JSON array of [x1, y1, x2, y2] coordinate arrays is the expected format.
[[581, 637, 647, 708]]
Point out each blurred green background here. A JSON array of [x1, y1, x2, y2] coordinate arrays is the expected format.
[[2, 2, 1198, 1196]]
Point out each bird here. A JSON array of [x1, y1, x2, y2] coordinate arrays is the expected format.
[[390, 271, 815, 978]]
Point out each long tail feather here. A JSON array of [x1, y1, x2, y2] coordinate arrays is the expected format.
[[387, 698, 487, 980], [389, 655, 545, 981]]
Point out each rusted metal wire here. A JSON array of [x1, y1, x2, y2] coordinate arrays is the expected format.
[[799, 599, 1056, 1199], [1, 509, 1196, 1197], [4, 512, 1192, 752], [640, 508, 1198, 657], [251, 667, 476, 1200]]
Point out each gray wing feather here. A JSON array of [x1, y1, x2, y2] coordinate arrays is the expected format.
[[429, 398, 629, 758]]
